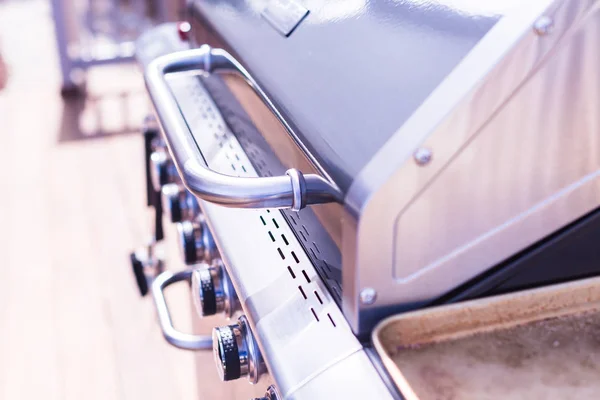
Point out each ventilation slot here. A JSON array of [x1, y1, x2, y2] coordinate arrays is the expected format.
[[291, 251, 300, 264], [302, 225, 309, 235], [314, 291, 323, 304], [310, 248, 318, 260], [311, 308, 320, 322], [298, 286, 307, 299], [302, 270, 311, 284], [287, 266, 296, 279], [327, 313, 336, 327]]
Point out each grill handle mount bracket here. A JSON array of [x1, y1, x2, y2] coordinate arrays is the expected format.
[[145, 45, 342, 211], [151, 269, 212, 350]]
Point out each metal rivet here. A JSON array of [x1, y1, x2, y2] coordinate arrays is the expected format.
[[414, 147, 432, 166], [533, 16, 553, 36], [360, 288, 377, 305]]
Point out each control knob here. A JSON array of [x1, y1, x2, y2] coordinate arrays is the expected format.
[[161, 183, 201, 223], [191, 261, 238, 318], [252, 386, 281, 400], [150, 149, 179, 191], [213, 316, 264, 383], [129, 241, 164, 296], [176, 217, 217, 265]]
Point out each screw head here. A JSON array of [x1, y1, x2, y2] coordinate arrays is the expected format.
[[177, 21, 192, 41], [360, 288, 377, 305], [414, 147, 432, 166], [533, 16, 553, 36]]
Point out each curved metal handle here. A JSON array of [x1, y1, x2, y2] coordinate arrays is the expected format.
[[151, 269, 212, 350], [145, 45, 342, 211]]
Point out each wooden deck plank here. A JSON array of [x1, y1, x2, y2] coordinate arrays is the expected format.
[[0, 1, 200, 399]]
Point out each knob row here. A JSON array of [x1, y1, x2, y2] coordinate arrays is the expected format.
[[149, 147, 217, 266], [146, 123, 278, 398]]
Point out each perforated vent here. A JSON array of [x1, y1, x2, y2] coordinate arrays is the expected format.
[[257, 209, 336, 326], [199, 74, 343, 303], [170, 74, 336, 326], [281, 209, 342, 302]]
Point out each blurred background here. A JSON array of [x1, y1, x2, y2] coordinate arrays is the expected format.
[[0, 0, 202, 399]]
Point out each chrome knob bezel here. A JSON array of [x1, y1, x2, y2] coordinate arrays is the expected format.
[[161, 183, 200, 223], [191, 261, 238, 318], [252, 386, 281, 400], [176, 217, 217, 265], [212, 315, 263, 384], [150, 150, 178, 191]]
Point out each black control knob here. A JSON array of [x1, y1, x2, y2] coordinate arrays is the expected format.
[[252, 386, 281, 400], [191, 262, 237, 318], [176, 218, 217, 265], [161, 183, 200, 223], [130, 252, 149, 296], [212, 316, 263, 383], [142, 117, 159, 207], [150, 150, 178, 191], [129, 244, 164, 297], [213, 324, 242, 381]]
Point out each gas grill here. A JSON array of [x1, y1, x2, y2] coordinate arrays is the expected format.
[[130, 1, 600, 399]]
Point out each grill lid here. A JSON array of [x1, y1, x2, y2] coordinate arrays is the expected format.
[[190, 0, 502, 193]]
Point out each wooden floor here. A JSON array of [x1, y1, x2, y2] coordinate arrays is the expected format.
[[0, 1, 199, 399]]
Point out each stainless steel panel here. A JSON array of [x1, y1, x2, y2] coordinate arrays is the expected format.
[[287, 350, 397, 400], [165, 74, 393, 398], [191, 0, 500, 192], [347, 0, 600, 333]]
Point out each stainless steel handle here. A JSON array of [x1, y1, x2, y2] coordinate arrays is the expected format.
[[145, 45, 342, 211], [151, 269, 212, 350]]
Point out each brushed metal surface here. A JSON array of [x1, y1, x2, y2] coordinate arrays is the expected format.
[[191, 0, 500, 192], [287, 350, 398, 400], [347, 0, 600, 333], [165, 74, 392, 398]]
